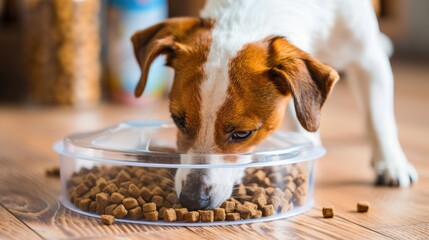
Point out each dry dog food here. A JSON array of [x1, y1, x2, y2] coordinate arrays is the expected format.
[[113, 204, 127, 219], [163, 208, 177, 222], [101, 215, 115, 225], [214, 208, 226, 221], [143, 203, 157, 213], [226, 212, 241, 221], [200, 210, 214, 223], [67, 164, 309, 224], [357, 201, 369, 213], [185, 211, 200, 222], [322, 207, 334, 218], [144, 211, 159, 221], [46, 166, 60, 178], [175, 208, 188, 221]]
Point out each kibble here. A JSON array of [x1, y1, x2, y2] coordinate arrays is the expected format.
[[46, 166, 60, 178], [152, 195, 164, 208], [128, 206, 144, 220], [113, 204, 128, 219], [357, 201, 369, 213], [118, 188, 130, 198], [262, 204, 275, 217], [185, 211, 199, 222], [236, 204, 252, 219], [79, 198, 91, 211], [67, 164, 309, 224], [144, 211, 159, 221], [105, 204, 118, 215], [75, 183, 89, 197], [101, 215, 115, 225], [159, 207, 167, 219], [103, 183, 118, 195], [152, 187, 165, 197], [163, 201, 172, 208], [214, 208, 226, 221], [270, 196, 281, 210], [226, 212, 241, 221], [111, 192, 125, 204], [172, 203, 182, 209], [137, 196, 146, 206], [175, 208, 188, 221], [253, 210, 262, 218], [117, 170, 131, 183], [89, 201, 97, 212], [200, 210, 214, 222], [123, 198, 139, 210], [96, 193, 109, 215], [140, 187, 153, 202], [128, 184, 140, 198], [322, 207, 334, 218], [222, 201, 236, 213], [166, 192, 178, 203], [96, 177, 107, 190], [142, 203, 157, 213], [163, 208, 177, 222], [252, 194, 267, 208]]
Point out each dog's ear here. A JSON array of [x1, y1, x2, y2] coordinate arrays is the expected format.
[[267, 36, 339, 132], [131, 17, 213, 97]]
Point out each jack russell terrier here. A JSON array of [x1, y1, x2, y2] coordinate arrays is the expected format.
[[131, 0, 418, 209]]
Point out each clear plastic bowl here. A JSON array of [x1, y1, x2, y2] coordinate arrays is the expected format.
[[54, 120, 324, 226]]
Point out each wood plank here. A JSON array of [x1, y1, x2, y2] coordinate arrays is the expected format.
[[0, 205, 42, 239], [187, 208, 390, 240], [376, 223, 429, 240]]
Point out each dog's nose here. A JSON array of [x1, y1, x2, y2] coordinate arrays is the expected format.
[[179, 192, 210, 210]]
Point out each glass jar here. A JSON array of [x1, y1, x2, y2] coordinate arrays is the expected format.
[[21, 0, 101, 107]]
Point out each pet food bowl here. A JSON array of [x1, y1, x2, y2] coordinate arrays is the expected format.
[[54, 120, 324, 226]]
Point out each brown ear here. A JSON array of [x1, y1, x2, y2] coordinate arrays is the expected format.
[[267, 36, 339, 132], [131, 17, 213, 97]]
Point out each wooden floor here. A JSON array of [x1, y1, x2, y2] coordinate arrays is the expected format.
[[1, 59, 428, 239]]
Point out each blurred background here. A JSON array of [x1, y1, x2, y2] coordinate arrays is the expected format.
[[0, 0, 428, 107]]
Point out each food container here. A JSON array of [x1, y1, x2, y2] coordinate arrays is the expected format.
[[54, 120, 324, 226], [21, 0, 101, 106]]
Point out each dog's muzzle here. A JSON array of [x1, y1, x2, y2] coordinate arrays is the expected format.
[[178, 169, 212, 210]]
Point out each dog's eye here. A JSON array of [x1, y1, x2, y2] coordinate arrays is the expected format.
[[172, 114, 187, 133], [231, 130, 254, 141]]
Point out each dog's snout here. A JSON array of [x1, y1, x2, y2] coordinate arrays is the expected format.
[[178, 169, 213, 210], [179, 192, 210, 210]]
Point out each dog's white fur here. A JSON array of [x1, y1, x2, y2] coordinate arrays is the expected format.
[[201, 0, 416, 185]]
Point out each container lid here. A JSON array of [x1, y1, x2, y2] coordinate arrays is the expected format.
[[53, 120, 325, 168]]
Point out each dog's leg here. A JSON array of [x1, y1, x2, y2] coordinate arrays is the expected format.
[[285, 100, 322, 146], [345, 50, 418, 187]]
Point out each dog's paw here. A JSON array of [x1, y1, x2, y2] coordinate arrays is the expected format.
[[374, 160, 418, 187]]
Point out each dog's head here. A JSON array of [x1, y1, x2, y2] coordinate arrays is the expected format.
[[132, 18, 338, 209]]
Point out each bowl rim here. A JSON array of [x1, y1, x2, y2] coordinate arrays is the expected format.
[[53, 120, 325, 168]]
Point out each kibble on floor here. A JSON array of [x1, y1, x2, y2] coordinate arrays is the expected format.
[[322, 207, 334, 218], [357, 201, 369, 213]]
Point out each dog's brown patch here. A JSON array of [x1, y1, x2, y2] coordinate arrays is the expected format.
[[215, 40, 289, 154], [214, 36, 338, 153]]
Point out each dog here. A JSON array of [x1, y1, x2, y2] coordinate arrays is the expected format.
[[131, 0, 418, 210]]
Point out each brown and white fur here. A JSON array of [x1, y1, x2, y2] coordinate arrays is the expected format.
[[132, 0, 418, 209]]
